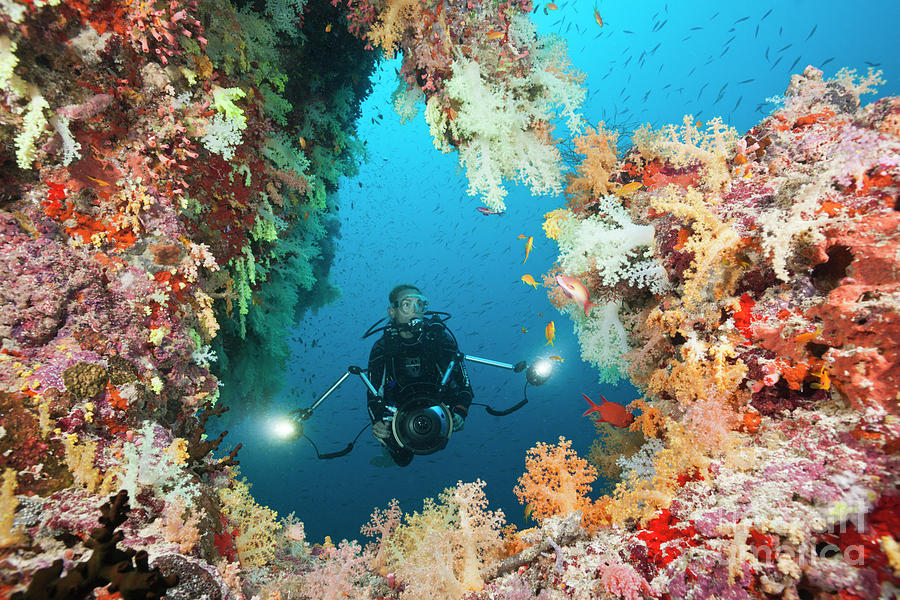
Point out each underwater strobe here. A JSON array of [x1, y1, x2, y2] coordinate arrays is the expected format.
[[525, 358, 553, 386], [271, 414, 304, 442]]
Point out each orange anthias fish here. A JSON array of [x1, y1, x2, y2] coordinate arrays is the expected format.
[[810, 366, 831, 390], [581, 393, 634, 428], [545, 321, 555, 346], [617, 181, 642, 195], [521, 274, 539, 289], [523, 236, 534, 263], [486, 30, 504, 40], [792, 323, 823, 343], [593, 7, 603, 26], [556, 273, 597, 316], [549, 355, 564, 362]]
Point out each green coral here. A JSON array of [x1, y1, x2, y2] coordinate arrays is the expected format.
[[211, 86, 248, 129]]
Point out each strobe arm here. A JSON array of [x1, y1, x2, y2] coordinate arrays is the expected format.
[[290, 365, 379, 421], [444, 354, 550, 416], [438, 353, 527, 392], [283, 365, 379, 460], [464, 355, 528, 373]]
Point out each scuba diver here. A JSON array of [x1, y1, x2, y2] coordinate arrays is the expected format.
[[365, 284, 473, 466], [274, 284, 552, 463]]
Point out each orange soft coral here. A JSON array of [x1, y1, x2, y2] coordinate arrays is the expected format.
[[564, 123, 619, 209], [514, 436, 599, 528]]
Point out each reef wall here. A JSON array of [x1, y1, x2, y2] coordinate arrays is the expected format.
[[0, 0, 898, 599]]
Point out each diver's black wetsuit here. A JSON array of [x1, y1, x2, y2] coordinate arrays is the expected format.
[[366, 320, 474, 466]]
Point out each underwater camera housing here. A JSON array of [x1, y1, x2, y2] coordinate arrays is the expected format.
[[390, 384, 453, 455]]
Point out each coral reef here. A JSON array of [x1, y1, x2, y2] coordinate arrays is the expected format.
[[529, 65, 900, 599], [0, 0, 898, 598]]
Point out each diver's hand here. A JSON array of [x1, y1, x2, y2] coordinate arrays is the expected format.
[[372, 421, 392, 441], [452, 413, 465, 432]]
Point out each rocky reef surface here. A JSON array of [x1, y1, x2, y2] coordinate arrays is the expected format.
[[0, 0, 898, 599]]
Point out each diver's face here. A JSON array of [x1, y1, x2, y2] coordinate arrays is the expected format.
[[388, 289, 427, 324]]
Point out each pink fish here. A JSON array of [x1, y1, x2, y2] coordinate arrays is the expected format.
[[476, 207, 503, 216], [556, 274, 597, 316], [581, 393, 634, 428]]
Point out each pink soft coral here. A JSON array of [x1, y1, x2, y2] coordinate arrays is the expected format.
[[600, 560, 656, 600], [303, 539, 373, 600]]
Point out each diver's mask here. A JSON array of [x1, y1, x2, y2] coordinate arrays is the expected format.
[[394, 294, 429, 316]]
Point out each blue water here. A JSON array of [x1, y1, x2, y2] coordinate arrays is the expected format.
[[215, 0, 899, 544]]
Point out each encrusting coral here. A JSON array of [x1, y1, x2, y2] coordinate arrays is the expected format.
[[0, 0, 898, 597]]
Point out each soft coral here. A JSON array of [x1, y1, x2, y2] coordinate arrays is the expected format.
[[514, 436, 600, 529]]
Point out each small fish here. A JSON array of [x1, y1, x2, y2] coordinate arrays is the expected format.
[[805, 24, 817, 41], [546, 2, 558, 8], [325, 23, 332, 32], [303, 211, 310, 220], [581, 393, 634, 428], [792, 324, 822, 343], [549, 355, 564, 362], [524, 502, 534, 521], [486, 30, 504, 40], [555, 273, 596, 316], [810, 366, 831, 390], [476, 206, 503, 215], [298, 136, 307, 150], [521, 327, 528, 334], [545, 321, 555, 346], [593, 7, 603, 26], [521, 274, 539, 289], [87, 176, 109, 186], [734, 16, 749, 24], [761, 8, 773, 20], [618, 181, 643, 195], [523, 236, 534, 263], [822, 57, 835, 66]]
